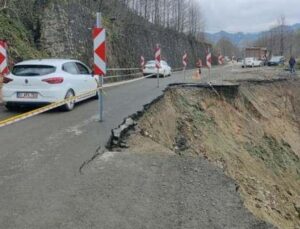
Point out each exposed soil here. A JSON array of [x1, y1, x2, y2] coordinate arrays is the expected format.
[[115, 79, 300, 229]]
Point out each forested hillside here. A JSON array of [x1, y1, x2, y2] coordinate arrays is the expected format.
[[0, 0, 210, 68], [122, 0, 205, 37]]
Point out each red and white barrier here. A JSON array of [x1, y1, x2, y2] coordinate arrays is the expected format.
[[197, 59, 202, 67], [155, 44, 161, 87], [140, 56, 145, 69], [93, 27, 106, 76], [182, 52, 188, 67], [218, 54, 224, 65], [0, 40, 9, 76], [155, 44, 161, 69], [206, 51, 212, 69]]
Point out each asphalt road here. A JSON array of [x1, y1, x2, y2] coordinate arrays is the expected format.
[[0, 68, 274, 228]]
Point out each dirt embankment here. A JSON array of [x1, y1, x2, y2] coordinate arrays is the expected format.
[[115, 79, 300, 229]]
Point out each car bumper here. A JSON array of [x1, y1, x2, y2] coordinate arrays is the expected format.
[[2, 87, 66, 104], [143, 69, 167, 75]]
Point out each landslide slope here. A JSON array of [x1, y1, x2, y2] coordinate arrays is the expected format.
[[124, 80, 300, 229]]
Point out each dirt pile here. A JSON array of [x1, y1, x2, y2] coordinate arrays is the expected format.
[[119, 80, 300, 229]]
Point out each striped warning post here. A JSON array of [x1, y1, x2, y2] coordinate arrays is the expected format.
[[0, 40, 9, 75], [182, 52, 188, 67], [140, 56, 145, 69], [155, 44, 161, 69], [93, 27, 106, 76], [218, 54, 224, 65], [206, 50, 212, 69], [197, 59, 202, 67]]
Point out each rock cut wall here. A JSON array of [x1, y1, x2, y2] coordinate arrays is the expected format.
[[37, 0, 211, 68]]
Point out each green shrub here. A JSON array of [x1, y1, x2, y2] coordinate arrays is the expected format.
[[0, 14, 47, 62]]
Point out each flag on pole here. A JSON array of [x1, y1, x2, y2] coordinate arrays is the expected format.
[[206, 49, 212, 69], [182, 52, 188, 68]]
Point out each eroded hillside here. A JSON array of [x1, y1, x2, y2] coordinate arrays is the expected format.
[[118, 79, 300, 229]]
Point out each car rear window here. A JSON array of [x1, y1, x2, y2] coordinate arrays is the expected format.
[[271, 57, 281, 61], [12, 65, 56, 76], [146, 61, 155, 65]]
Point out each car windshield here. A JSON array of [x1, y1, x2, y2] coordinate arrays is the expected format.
[[12, 65, 56, 77]]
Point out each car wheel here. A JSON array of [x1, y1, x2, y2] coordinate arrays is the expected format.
[[93, 90, 99, 100], [61, 90, 75, 111]]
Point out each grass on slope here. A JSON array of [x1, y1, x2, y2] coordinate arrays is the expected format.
[[0, 13, 47, 62]]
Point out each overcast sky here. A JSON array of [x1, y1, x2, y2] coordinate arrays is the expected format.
[[201, 0, 300, 33]]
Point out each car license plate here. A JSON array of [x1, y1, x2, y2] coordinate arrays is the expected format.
[[17, 92, 38, 99]]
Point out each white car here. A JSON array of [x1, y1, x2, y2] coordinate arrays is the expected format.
[[242, 57, 263, 68], [2, 59, 98, 111], [143, 60, 171, 77]]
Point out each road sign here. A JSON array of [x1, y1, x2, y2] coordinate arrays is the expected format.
[[196, 59, 202, 67], [141, 56, 145, 69], [206, 51, 212, 69], [94, 12, 106, 122], [182, 52, 188, 82], [0, 40, 9, 76], [218, 54, 223, 65], [155, 44, 161, 88], [182, 52, 188, 67], [93, 27, 106, 76], [155, 44, 161, 69]]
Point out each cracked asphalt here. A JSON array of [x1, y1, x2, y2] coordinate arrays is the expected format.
[[0, 67, 274, 228]]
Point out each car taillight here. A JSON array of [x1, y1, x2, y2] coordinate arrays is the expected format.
[[3, 76, 13, 84], [42, 77, 64, 84]]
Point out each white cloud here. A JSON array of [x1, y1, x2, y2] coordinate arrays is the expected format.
[[200, 0, 300, 33]]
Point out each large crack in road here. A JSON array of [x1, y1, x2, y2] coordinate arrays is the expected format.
[[0, 66, 296, 228], [110, 77, 299, 228]]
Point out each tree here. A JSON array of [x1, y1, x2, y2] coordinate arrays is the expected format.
[[215, 37, 240, 57], [277, 15, 286, 56], [122, 0, 205, 37], [253, 15, 295, 57]]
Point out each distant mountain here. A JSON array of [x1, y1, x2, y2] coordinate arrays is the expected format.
[[291, 23, 300, 30], [206, 23, 300, 47], [205, 31, 259, 47]]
